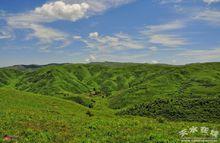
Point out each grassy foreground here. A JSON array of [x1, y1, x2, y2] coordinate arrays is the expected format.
[[0, 88, 219, 143]]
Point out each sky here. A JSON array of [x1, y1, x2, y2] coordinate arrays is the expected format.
[[0, 0, 220, 67]]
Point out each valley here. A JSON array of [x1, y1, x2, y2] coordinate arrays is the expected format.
[[0, 62, 220, 142]]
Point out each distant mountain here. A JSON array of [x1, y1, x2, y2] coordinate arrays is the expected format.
[[7, 63, 69, 71]]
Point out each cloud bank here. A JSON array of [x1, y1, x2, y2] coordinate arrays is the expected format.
[[4, 0, 136, 50]]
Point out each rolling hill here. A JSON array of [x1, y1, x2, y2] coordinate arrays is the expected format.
[[1, 62, 220, 108], [0, 62, 220, 142]]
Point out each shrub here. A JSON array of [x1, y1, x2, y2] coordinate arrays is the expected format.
[[86, 110, 94, 117]]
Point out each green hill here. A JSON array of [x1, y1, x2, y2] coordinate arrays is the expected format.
[[1, 62, 220, 109], [0, 68, 23, 87], [3, 63, 218, 97], [15, 65, 90, 96], [109, 63, 220, 109]]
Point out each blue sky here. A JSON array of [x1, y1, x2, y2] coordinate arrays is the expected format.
[[0, 0, 220, 67]]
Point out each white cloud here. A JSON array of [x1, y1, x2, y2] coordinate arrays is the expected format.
[[26, 24, 66, 43], [141, 21, 187, 48], [159, 0, 220, 4], [85, 54, 96, 62], [149, 34, 187, 47], [6, 1, 90, 25], [7, 1, 90, 23], [35, 1, 89, 21], [203, 0, 220, 4], [148, 46, 158, 51], [151, 60, 159, 64], [6, 20, 69, 49], [89, 32, 99, 39], [83, 51, 151, 63], [142, 21, 185, 35], [172, 59, 177, 64], [159, 0, 183, 4], [84, 32, 144, 50], [0, 34, 11, 40], [196, 10, 220, 25], [179, 48, 220, 60], [73, 35, 82, 39], [59, 0, 136, 14], [6, 19, 70, 51], [0, 30, 12, 40]]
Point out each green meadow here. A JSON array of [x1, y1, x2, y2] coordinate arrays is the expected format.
[[0, 62, 220, 142]]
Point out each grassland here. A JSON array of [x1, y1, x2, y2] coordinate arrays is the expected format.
[[0, 62, 220, 142]]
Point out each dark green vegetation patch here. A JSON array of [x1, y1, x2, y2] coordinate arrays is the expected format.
[[118, 97, 220, 122]]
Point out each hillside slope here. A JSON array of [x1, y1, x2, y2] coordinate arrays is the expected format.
[[0, 69, 23, 87], [0, 88, 88, 142], [1, 62, 220, 109], [1, 88, 219, 143], [109, 62, 220, 108]]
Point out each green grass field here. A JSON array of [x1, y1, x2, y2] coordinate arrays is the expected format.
[[0, 62, 220, 142]]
